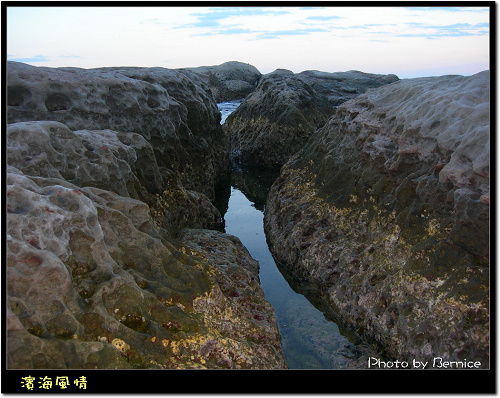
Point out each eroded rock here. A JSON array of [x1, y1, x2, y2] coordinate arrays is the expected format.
[[6, 66, 285, 368], [296, 69, 399, 106], [186, 61, 262, 102], [7, 121, 222, 235], [7, 167, 286, 369], [7, 61, 229, 201], [224, 69, 398, 171], [264, 71, 490, 366], [224, 69, 336, 170]]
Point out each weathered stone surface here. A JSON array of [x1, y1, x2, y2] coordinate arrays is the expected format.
[[179, 229, 286, 368], [264, 71, 489, 366], [7, 166, 286, 369], [224, 69, 398, 171], [7, 61, 229, 200], [6, 68, 285, 368], [7, 121, 160, 199], [224, 69, 336, 171], [7, 121, 222, 236], [186, 61, 262, 102], [297, 70, 399, 106]]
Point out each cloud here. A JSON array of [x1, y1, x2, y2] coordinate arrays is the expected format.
[[187, 9, 331, 39], [403, 6, 486, 12], [400, 22, 489, 38], [305, 15, 341, 21], [197, 27, 254, 36], [141, 18, 166, 25], [348, 25, 370, 30], [256, 28, 329, 40], [187, 7, 290, 29], [8, 55, 49, 62]]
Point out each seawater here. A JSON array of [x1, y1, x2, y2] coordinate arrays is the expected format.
[[218, 100, 243, 124], [217, 101, 378, 369]]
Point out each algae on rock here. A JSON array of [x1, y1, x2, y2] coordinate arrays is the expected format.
[[264, 71, 490, 366], [7, 167, 285, 368], [6, 61, 286, 369], [224, 68, 398, 171]]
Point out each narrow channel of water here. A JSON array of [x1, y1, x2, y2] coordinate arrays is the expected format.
[[217, 101, 378, 369]]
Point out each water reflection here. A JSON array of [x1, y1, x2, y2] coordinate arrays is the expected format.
[[223, 166, 378, 369], [217, 100, 379, 369]]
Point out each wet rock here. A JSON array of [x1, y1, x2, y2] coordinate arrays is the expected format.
[[179, 229, 286, 368], [264, 71, 490, 366], [7, 167, 286, 369]]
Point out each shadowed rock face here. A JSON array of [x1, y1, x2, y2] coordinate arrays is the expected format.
[[7, 61, 229, 201], [264, 71, 490, 366], [6, 62, 286, 369], [224, 69, 336, 171], [224, 69, 399, 171]]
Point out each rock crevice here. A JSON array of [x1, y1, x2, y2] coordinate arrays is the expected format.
[[224, 68, 398, 171]]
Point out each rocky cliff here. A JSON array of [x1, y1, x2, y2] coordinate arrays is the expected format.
[[224, 69, 398, 171], [264, 71, 490, 366], [6, 62, 286, 369]]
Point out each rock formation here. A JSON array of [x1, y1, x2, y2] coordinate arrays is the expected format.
[[6, 121, 222, 236], [297, 69, 399, 106], [6, 62, 286, 369], [7, 61, 229, 202], [224, 69, 398, 171], [224, 69, 336, 171], [264, 71, 490, 366], [7, 163, 285, 369], [185, 61, 262, 102]]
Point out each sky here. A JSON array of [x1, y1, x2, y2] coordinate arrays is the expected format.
[[6, 5, 490, 78]]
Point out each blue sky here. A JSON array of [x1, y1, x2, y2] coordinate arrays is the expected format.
[[6, 6, 490, 78]]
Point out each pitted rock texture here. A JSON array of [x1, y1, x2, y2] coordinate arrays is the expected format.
[[7, 61, 229, 201], [224, 69, 336, 171], [179, 229, 285, 363], [7, 121, 222, 236], [296, 70, 399, 106], [264, 71, 489, 366], [186, 61, 262, 102], [7, 121, 161, 199], [224, 69, 398, 171], [7, 166, 286, 369], [6, 62, 286, 369]]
